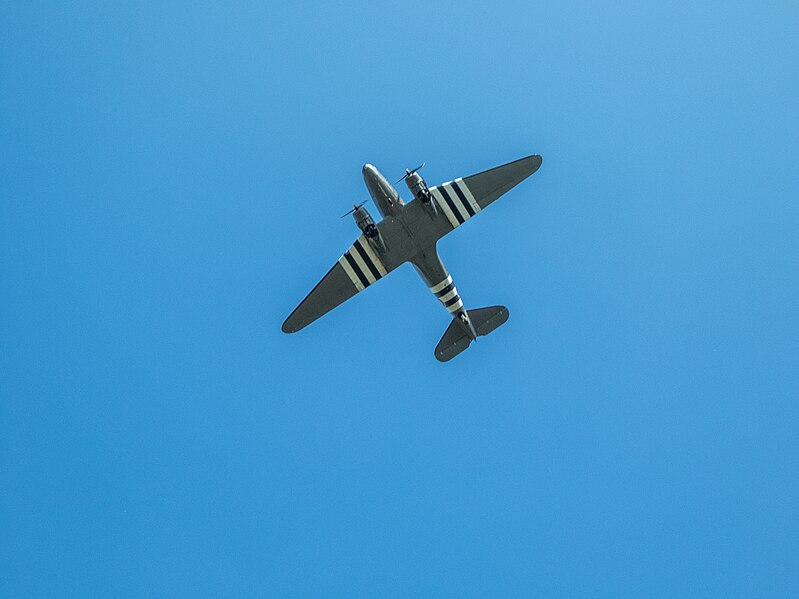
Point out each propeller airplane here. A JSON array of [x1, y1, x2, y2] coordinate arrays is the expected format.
[[282, 154, 543, 361]]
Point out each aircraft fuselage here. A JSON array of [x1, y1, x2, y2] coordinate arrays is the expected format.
[[359, 163, 476, 340]]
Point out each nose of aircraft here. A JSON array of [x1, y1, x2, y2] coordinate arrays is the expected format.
[[362, 163, 377, 182], [362, 163, 402, 215], [362, 163, 396, 193]]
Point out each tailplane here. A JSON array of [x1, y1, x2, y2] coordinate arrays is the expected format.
[[434, 306, 509, 362]]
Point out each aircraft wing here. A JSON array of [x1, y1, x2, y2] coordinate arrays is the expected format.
[[429, 154, 542, 230], [282, 233, 399, 333]]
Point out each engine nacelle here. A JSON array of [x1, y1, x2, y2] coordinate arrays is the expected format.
[[404, 171, 437, 215], [352, 204, 386, 252], [405, 171, 430, 202]]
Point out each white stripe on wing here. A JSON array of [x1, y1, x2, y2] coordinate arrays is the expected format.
[[357, 236, 387, 277], [338, 255, 365, 291], [441, 182, 471, 222], [348, 247, 377, 285], [454, 178, 481, 213], [430, 187, 460, 228]]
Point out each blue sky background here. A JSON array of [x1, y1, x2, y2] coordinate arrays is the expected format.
[[2, 1, 798, 596]]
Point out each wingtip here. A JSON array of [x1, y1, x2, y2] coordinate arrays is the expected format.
[[524, 154, 542, 176]]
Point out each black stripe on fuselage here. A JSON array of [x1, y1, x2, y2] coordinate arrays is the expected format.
[[434, 282, 456, 298], [352, 239, 382, 281], [437, 186, 466, 225], [450, 180, 476, 217], [444, 294, 461, 308], [344, 251, 370, 288]]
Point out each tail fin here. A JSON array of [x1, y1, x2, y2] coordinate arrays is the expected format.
[[434, 306, 509, 362]]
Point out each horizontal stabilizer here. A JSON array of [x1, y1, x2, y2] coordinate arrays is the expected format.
[[435, 321, 472, 362], [468, 306, 509, 336], [434, 306, 509, 362]]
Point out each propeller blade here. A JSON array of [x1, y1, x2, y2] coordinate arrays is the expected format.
[[396, 162, 426, 183], [340, 200, 368, 218]]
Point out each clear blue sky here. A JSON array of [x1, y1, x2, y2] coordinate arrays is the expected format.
[[2, 1, 798, 597]]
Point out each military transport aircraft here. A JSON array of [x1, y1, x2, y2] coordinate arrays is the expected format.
[[282, 154, 543, 361]]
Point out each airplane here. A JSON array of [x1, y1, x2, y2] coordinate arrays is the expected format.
[[282, 153, 543, 361]]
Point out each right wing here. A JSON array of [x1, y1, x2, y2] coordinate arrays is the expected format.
[[282, 234, 396, 333], [429, 154, 542, 230]]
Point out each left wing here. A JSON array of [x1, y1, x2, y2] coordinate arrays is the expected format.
[[282, 234, 397, 333], [430, 154, 542, 230]]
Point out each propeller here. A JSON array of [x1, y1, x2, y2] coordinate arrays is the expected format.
[[396, 162, 426, 184], [340, 200, 369, 218]]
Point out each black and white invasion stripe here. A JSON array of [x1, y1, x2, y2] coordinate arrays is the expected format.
[[430, 177, 481, 229], [430, 275, 464, 314], [338, 235, 388, 291]]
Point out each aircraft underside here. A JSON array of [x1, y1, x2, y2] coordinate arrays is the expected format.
[[282, 154, 542, 361]]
